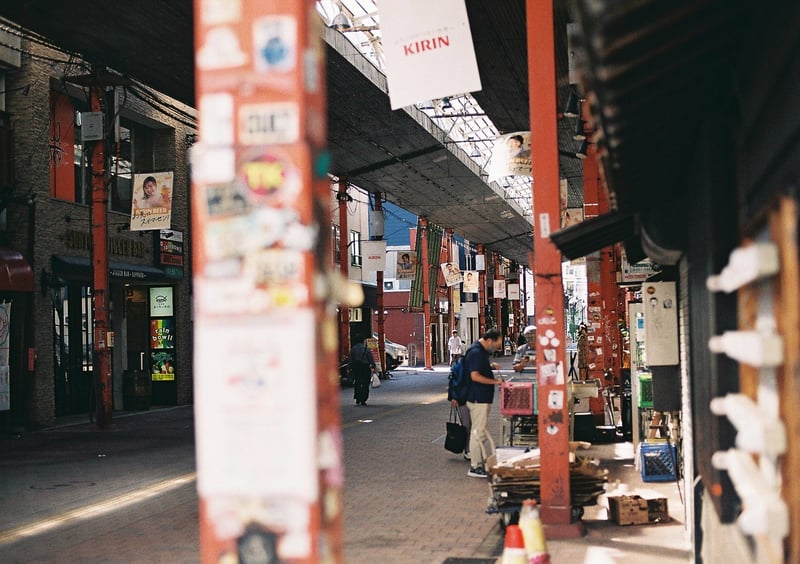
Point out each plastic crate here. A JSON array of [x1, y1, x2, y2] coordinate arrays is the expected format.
[[638, 373, 653, 408], [640, 442, 677, 482], [500, 380, 537, 416]]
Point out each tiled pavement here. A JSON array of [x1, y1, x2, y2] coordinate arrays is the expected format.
[[0, 355, 691, 562]]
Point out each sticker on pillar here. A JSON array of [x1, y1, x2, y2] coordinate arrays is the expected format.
[[538, 213, 551, 238], [547, 390, 564, 410], [197, 26, 247, 70], [200, 93, 234, 146], [543, 348, 556, 362], [204, 182, 250, 218], [239, 149, 302, 206], [245, 250, 309, 308], [252, 15, 296, 91], [204, 216, 254, 260], [540, 362, 557, 385], [238, 102, 300, 146], [191, 145, 236, 184], [200, 0, 241, 26], [546, 424, 559, 435]]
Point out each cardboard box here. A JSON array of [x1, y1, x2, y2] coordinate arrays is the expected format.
[[608, 495, 669, 526]]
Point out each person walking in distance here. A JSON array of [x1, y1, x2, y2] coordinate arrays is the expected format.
[[465, 328, 504, 478], [349, 336, 376, 406], [448, 330, 463, 366]]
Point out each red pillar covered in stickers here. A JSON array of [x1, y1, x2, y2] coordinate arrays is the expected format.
[[527, 0, 582, 537], [192, 2, 343, 561], [581, 98, 623, 420]]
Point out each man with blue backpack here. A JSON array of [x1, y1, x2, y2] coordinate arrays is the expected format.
[[463, 328, 504, 478]]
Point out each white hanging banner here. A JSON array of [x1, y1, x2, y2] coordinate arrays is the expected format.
[[361, 240, 387, 273], [508, 283, 520, 301], [375, 0, 482, 110], [493, 279, 507, 299]]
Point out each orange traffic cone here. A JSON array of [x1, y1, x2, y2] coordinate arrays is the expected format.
[[501, 524, 528, 564], [518, 499, 550, 563]]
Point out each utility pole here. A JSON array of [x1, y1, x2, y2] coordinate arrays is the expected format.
[[89, 79, 111, 428]]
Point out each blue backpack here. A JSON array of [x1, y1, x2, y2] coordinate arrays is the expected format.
[[447, 351, 472, 405]]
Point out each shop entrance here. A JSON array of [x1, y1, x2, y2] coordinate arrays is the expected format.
[[52, 283, 93, 416], [125, 286, 176, 406]]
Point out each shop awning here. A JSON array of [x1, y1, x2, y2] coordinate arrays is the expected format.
[[0, 247, 34, 292], [549, 211, 636, 261], [53, 255, 166, 281]]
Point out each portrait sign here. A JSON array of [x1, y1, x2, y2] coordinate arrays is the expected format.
[[463, 270, 479, 293], [131, 171, 174, 231], [441, 262, 463, 287]]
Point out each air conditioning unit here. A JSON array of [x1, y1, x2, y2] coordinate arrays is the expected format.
[[383, 281, 394, 291]]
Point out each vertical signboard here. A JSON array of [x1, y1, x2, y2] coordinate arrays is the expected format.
[[193, 1, 340, 561]]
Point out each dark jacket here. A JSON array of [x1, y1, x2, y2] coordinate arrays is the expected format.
[[465, 340, 495, 404], [349, 342, 375, 369]]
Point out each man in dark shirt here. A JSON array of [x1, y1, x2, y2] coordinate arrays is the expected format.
[[464, 328, 504, 478]]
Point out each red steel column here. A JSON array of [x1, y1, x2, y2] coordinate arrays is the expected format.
[[446, 228, 456, 332], [521, 265, 528, 329], [420, 217, 433, 369], [493, 253, 503, 333], [89, 82, 112, 428], [193, 2, 342, 561], [581, 99, 621, 415], [477, 244, 486, 334], [375, 193, 386, 375], [527, 0, 580, 535], [338, 182, 351, 364]]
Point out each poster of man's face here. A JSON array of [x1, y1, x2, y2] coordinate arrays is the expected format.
[[441, 262, 463, 287], [397, 252, 416, 280], [462, 270, 479, 293]]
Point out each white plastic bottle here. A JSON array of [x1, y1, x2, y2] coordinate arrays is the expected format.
[[518, 499, 549, 561]]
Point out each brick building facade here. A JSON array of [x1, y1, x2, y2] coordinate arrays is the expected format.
[[0, 31, 195, 429]]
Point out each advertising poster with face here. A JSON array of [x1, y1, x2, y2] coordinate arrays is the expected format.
[[441, 262, 464, 287], [131, 171, 174, 231], [488, 131, 532, 181], [463, 270, 479, 293], [397, 251, 416, 280]]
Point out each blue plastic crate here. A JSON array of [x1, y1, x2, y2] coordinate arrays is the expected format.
[[640, 442, 677, 482]]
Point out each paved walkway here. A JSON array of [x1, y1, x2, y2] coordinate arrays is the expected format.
[[0, 355, 691, 562]]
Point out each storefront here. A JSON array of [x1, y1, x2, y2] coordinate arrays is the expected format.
[[0, 248, 34, 432], [50, 255, 181, 415]]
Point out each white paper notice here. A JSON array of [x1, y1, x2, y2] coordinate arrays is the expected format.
[[376, 0, 482, 110], [195, 309, 317, 500]]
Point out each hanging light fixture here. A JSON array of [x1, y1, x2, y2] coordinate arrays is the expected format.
[[330, 1, 353, 31]]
